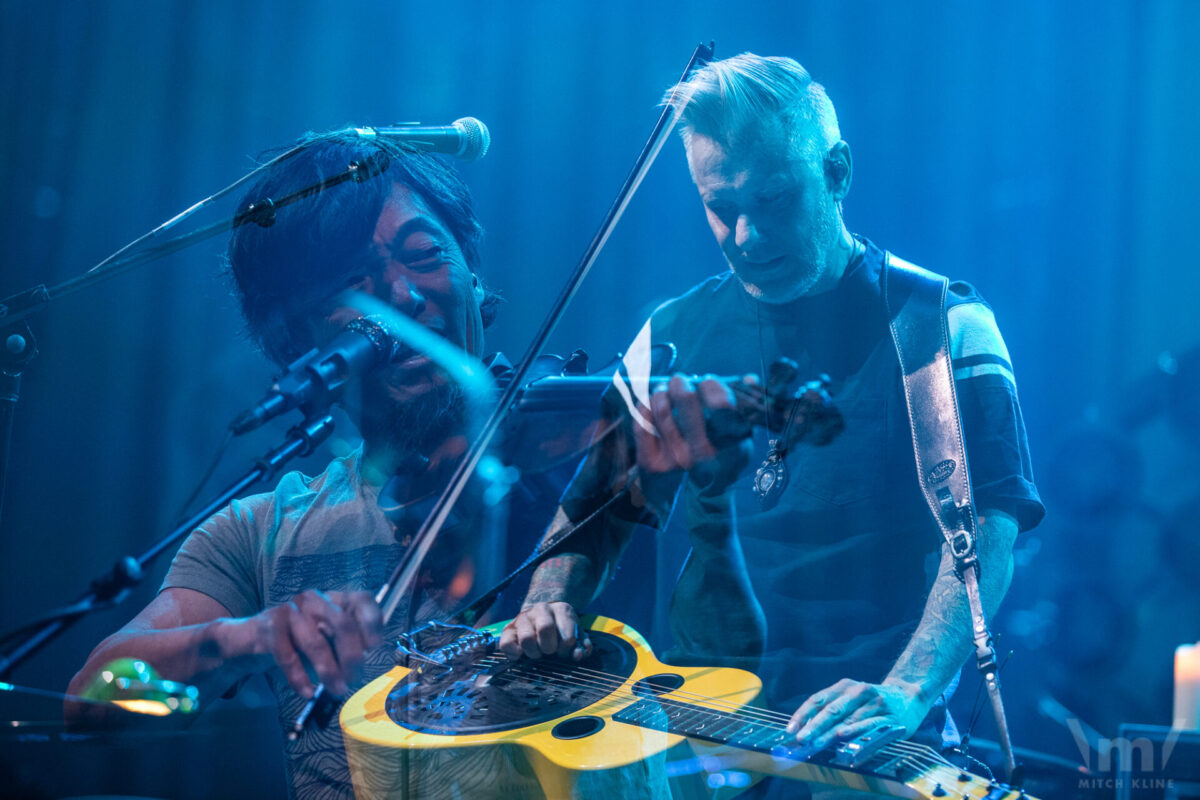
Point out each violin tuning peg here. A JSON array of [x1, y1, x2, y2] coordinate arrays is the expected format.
[[563, 349, 590, 375], [766, 358, 800, 389]]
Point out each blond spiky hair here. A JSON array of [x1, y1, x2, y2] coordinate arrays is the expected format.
[[666, 53, 841, 161]]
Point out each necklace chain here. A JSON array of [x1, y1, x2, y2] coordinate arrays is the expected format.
[[753, 303, 793, 509]]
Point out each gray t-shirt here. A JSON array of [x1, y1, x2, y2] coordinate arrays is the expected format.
[[164, 450, 410, 799], [163, 448, 672, 800]]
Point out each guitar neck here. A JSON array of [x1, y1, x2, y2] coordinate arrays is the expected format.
[[614, 697, 1023, 800], [616, 696, 811, 759]]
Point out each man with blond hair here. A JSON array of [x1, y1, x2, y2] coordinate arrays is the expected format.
[[503, 53, 1043, 795]]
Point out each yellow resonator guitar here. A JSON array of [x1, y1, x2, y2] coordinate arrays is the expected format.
[[341, 615, 1033, 799]]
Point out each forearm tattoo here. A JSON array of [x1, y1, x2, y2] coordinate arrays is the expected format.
[[523, 554, 598, 609], [887, 513, 1016, 699]]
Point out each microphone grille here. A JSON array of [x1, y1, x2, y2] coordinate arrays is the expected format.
[[453, 117, 491, 161], [344, 315, 405, 364]]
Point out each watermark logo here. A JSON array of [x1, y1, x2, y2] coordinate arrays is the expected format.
[[1067, 718, 1183, 790]]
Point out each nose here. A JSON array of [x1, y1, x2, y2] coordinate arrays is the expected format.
[[734, 214, 762, 254], [390, 276, 426, 318]]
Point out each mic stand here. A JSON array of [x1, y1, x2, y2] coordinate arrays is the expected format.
[[0, 151, 390, 533], [0, 413, 335, 680], [0, 321, 38, 526]]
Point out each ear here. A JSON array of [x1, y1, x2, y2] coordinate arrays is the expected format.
[[824, 140, 853, 201], [472, 274, 486, 304]]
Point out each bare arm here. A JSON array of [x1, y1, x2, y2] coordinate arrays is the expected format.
[[67, 586, 381, 724], [788, 508, 1019, 746], [883, 508, 1018, 707], [500, 375, 754, 660], [67, 588, 244, 724], [498, 507, 635, 659]]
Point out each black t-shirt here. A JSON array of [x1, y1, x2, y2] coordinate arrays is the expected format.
[[592, 238, 1044, 718]]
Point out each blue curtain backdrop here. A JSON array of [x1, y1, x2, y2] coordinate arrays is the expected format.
[[2, 1, 1199, 796]]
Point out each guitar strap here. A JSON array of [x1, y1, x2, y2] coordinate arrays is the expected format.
[[882, 253, 980, 571], [882, 252, 1018, 780]]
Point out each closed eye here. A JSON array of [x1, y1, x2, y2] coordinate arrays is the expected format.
[[706, 202, 736, 224], [395, 246, 446, 271]]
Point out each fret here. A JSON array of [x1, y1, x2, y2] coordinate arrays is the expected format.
[[613, 699, 819, 767], [749, 726, 790, 748], [615, 699, 667, 731], [728, 722, 771, 747], [666, 705, 709, 733], [694, 716, 740, 739]]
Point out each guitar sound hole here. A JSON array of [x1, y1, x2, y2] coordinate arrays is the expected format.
[[552, 715, 604, 740], [385, 629, 637, 735], [632, 673, 684, 696]]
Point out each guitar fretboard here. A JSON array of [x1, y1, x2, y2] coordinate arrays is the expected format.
[[612, 697, 916, 782]]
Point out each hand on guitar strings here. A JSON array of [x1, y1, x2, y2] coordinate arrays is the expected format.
[[786, 677, 930, 750], [217, 589, 383, 699], [498, 601, 594, 661]]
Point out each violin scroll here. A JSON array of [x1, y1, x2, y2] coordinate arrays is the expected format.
[[742, 358, 844, 451]]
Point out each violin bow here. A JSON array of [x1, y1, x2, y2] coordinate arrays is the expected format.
[[289, 42, 717, 736], [372, 41, 716, 626]]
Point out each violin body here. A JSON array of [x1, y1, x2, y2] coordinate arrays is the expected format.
[[497, 351, 844, 472]]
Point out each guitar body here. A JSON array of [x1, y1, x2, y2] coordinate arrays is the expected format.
[[341, 615, 760, 799], [341, 616, 1035, 800]]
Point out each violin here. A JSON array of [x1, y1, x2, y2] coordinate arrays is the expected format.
[[378, 349, 843, 544], [496, 349, 844, 468]]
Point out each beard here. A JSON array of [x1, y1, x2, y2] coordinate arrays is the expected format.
[[742, 194, 843, 304], [357, 378, 469, 457]]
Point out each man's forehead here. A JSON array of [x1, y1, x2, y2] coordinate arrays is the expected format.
[[375, 181, 450, 238], [686, 123, 809, 185]]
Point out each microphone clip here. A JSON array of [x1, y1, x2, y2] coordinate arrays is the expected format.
[[230, 317, 400, 435]]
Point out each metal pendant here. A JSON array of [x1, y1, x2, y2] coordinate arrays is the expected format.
[[753, 440, 789, 511]]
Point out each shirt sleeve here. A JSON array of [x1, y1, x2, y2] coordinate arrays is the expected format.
[[949, 299, 1046, 531], [159, 495, 265, 618]]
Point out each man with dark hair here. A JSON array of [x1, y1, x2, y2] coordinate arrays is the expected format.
[[502, 54, 1044, 796], [68, 132, 503, 798]]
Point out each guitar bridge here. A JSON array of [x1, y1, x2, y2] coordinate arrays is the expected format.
[[395, 620, 498, 671], [830, 724, 906, 769]]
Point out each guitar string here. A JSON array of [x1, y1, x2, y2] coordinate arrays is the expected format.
[[398, 660, 949, 782], [462, 650, 945, 765], [401, 643, 948, 768], [498, 667, 942, 777], [500, 654, 952, 765], [492, 661, 946, 770], [421, 655, 945, 772], [467, 651, 948, 764], [466, 651, 949, 769]]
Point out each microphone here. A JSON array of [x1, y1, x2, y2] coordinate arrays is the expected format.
[[353, 117, 491, 161], [231, 316, 404, 435]]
